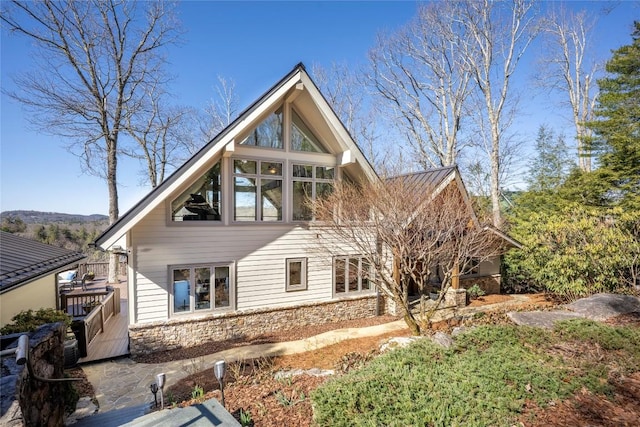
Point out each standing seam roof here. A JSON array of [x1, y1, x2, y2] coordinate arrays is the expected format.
[[0, 231, 86, 292]]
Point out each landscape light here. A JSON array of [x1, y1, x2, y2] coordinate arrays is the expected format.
[[156, 373, 166, 409], [214, 360, 226, 408]]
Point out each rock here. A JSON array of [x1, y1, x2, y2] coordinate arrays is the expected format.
[[379, 337, 422, 353], [451, 326, 470, 337], [507, 311, 583, 329], [565, 293, 640, 321], [431, 332, 454, 348]]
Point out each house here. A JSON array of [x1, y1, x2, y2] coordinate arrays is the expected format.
[[95, 63, 382, 355], [94, 63, 518, 356], [394, 167, 521, 296], [0, 231, 86, 328]]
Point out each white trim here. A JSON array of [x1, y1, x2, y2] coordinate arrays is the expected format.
[[285, 258, 307, 292]]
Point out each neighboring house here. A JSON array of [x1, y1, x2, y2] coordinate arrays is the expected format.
[[394, 167, 521, 296], [94, 63, 517, 356], [0, 231, 86, 328]]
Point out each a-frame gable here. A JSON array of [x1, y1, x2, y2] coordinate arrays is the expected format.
[[95, 63, 377, 249]]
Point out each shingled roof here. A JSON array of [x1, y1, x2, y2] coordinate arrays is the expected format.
[[0, 231, 86, 293]]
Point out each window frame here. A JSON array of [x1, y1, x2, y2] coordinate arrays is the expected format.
[[285, 257, 308, 292], [168, 262, 235, 317], [170, 161, 223, 223], [333, 255, 374, 297], [239, 107, 284, 150], [291, 163, 335, 221], [233, 158, 284, 222]]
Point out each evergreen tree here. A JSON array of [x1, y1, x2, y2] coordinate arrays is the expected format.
[[585, 21, 640, 209], [526, 125, 573, 192]]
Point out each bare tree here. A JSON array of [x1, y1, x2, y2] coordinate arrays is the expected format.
[[312, 173, 503, 335], [458, 0, 538, 227], [367, 2, 473, 169], [200, 75, 240, 142], [1, 0, 181, 282], [124, 87, 193, 188], [311, 62, 386, 168], [539, 7, 600, 172]]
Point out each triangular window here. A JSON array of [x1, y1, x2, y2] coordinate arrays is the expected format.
[[291, 109, 327, 153], [240, 107, 283, 149]]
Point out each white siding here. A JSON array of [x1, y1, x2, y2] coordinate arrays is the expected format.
[[131, 203, 337, 324]]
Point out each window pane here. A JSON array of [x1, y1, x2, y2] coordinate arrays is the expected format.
[[361, 259, 372, 290], [234, 177, 257, 221], [316, 166, 334, 179], [261, 162, 282, 176], [289, 261, 302, 287], [293, 164, 313, 178], [173, 269, 191, 313], [195, 267, 211, 310], [335, 258, 346, 293], [234, 159, 256, 174], [240, 108, 283, 149], [292, 181, 312, 220], [171, 162, 221, 221], [316, 182, 333, 200], [291, 110, 324, 152], [348, 258, 360, 292], [261, 179, 282, 221], [214, 266, 230, 308]]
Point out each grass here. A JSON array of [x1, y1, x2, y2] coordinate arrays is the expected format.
[[311, 320, 640, 427]]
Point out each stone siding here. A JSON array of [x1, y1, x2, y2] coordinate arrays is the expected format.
[[129, 294, 380, 356], [460, 274, 501, 295], [0, 323, 67, 427]]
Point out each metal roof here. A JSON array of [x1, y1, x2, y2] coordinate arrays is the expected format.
[[0, 231, 86, 293], [388, 166, 457, 193]]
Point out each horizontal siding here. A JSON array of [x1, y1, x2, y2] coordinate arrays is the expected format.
[[131, 203, 345, 324]]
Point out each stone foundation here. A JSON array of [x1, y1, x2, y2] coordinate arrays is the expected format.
[[129, 294, 381, 356], [460, 274, 501, 295], [0, 323, 67, 427]]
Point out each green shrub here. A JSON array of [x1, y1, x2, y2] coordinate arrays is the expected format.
[[1, 308, 71, 335], [467, 284, 486, 300], [311, 322, 640, 427], [504, 205, 640, 300]]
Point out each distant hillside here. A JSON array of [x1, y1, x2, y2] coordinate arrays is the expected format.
[[0, 210, 108, 224]]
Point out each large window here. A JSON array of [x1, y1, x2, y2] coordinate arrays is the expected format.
[[292, 164, 334, 220], [234, 159, 283, 221], [291, 109, 326, 152], [334, 256, 372, 295], [171, 162, 221, 221], [170, 264, 232, 315], [240, 107, 283, 149]]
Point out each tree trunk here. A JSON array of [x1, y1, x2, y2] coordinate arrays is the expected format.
[[403, 311, 421, 336], [107, 135, 120, 284], [490, 119, 502, 228]]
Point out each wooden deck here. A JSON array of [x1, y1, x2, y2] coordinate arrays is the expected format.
[[78, 278, 129, 363]]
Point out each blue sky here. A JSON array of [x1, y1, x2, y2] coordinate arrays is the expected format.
[[1, 1, 638, 216]]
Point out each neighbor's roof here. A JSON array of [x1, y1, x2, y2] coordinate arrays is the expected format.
[[0, 231, 86, 293]]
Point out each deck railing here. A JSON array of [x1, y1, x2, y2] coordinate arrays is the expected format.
[[64, 287, 121, 356], [77, 261, 127, 278]]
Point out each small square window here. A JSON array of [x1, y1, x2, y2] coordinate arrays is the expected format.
[[286, 258, 307, 291]]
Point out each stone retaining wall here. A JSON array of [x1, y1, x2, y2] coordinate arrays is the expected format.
[[0, 323, 67, 427], [460, 274, 501, 295], [129, 294, 381, 356]]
